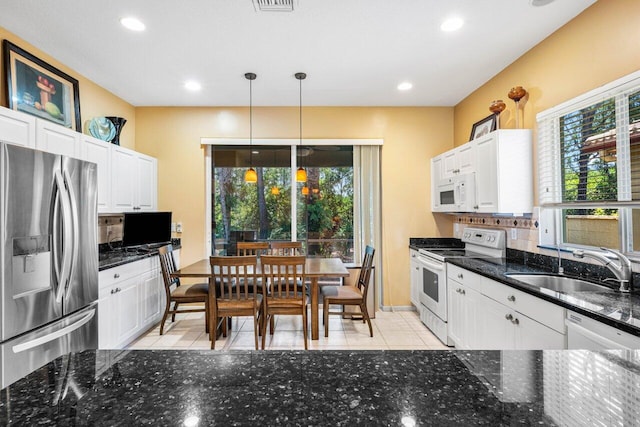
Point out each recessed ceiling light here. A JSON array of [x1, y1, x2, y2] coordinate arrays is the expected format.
[[440, 17, 464, 32], [120, 17, 146, 32], [184, 81, 202, 91], [530, 0, 555, 6], [397, 82, 413, 91]]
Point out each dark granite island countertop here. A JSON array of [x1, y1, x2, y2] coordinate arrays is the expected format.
[[2, 349, 639, 425]]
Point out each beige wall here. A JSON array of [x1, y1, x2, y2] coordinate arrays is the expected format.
[[454, 0, 640, 205], [0, 27, 136, 149], [135, 106, 454, 306]]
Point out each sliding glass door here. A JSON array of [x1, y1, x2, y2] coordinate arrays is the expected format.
[[210, 144, 354, 261]]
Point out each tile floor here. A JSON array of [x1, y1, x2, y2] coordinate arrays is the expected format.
[[128, 308, 449, 351]]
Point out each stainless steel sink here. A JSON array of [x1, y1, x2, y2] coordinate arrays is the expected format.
[[505, 273, 611, 293]]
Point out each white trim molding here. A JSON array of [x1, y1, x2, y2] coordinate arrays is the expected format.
[[201, 138, 383, 146]]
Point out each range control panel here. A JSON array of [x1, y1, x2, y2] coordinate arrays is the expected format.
[[461, 227, 506, 249]]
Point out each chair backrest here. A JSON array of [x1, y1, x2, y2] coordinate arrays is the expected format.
[[260, 255, 306, 300], [237, 241, 270, 256], [209, 256, 258, 300], [356, 246, 375, 300], [268, 241, 303, 256], [158, 244, 179, 299]]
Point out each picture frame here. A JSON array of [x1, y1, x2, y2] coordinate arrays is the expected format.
[[469, 114, 497, 141], [3, 40, 81, 131]]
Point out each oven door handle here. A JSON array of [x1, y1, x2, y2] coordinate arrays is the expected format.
[[417, 256, 446, 272]]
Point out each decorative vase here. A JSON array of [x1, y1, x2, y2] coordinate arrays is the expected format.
[[508, 86, 527, 129], [105, 116, 127, 145], [489, 100, 506, 129]]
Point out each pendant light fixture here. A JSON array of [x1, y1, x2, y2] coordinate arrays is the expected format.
[[295, 72, 307, 183], [244, 72, 258, 183], [270, 148, 280, 195]]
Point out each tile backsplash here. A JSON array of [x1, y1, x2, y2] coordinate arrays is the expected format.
[[98, 214, 123, 244], [452, 208, 540, 253]]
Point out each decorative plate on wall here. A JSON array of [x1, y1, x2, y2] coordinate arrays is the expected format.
[[88, 117, 116, 142]]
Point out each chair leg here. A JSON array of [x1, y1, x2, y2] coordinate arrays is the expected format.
[[210, 305, 218, 350], [302, 306, 308, 350], [160, 302, 171, 335], [269, 315, 275, 335], [261, 314, 268, 350], [172, 302, 179, 322], [253, 307, 260, 350], [205, 302, 210, 335], [361, 303, 373, 337], [222, 317, 228, 337], [324, 300, 330, 338]]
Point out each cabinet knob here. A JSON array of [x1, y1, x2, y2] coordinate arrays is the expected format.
[[507, 295, 516, 302], [457, 273, 463, 279], [505, 313, 513, 321], [114, 273, 120, 279], [460, 289, 465, 295], [116, 287, 121, 293], [511, 317, 520, 325], [473, 205, 479, 210], [111, 289, 117, 294]]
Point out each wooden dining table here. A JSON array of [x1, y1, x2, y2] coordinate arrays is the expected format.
[[171, 257, 349, 340]]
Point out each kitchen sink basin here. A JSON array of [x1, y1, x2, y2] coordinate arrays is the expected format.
[[505, 273, 611, 293]]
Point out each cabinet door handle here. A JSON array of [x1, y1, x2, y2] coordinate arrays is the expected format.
[[505, 313, 513, 321], [114, 273, 120, 279], [507, 295, 516, 302]]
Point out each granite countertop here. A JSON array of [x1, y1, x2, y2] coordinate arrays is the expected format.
[[409, 237, 463, 251], [1, 349, 638, 425], [99, 241, 181, 271], [447, 256, 640, 337]]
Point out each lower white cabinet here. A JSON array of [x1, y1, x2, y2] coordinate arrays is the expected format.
[[98, 255, 165, 349], [447, 264, 566, 350], [409, 250, 420, 308]]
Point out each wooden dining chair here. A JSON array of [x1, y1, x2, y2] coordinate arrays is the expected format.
[[320, 246, 375, 338], [268, 241, 303, 256], [158, 244, 209, 335], [260, 255, 308, 350], [209, 256, 263, 350], [237, 241, 270, 256]]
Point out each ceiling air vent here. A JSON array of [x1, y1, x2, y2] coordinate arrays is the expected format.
[[252, 0, 296, 12]]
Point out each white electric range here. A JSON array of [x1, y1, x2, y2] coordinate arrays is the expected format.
[[415, 227, 506, 346]]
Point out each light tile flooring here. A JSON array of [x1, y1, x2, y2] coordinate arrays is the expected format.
[[128, 308, 449, 351]]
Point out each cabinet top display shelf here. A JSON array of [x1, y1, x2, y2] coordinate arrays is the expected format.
[[431, 129, 533, 215]]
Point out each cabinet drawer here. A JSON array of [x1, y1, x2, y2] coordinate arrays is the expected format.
[[447, 264, 484, 294], [99, 257, 153, 289], [482, 278, 565, 333]]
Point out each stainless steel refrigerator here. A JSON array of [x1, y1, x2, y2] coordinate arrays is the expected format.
[[0, 142, 98, 389]]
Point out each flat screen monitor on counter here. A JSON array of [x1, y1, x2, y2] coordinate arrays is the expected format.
[[122, 212, 172, 248]]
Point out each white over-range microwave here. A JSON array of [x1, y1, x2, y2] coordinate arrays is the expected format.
[[433, 173, 476, 212]]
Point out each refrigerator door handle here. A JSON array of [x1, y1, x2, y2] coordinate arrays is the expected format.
[[62, 169, 80, 301], [11, 308, 96, 353], [53, 170, 73, 304]]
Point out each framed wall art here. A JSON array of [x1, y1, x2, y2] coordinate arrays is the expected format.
[[3, 40, 81, 131], [469, 114, 497, 141]]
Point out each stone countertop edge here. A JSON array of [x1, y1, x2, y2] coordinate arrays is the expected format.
[[446, 256, 640, 338], [98, 244, 181, 271]]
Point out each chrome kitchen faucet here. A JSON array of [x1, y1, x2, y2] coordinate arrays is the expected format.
[[572, 247, 632, 293]]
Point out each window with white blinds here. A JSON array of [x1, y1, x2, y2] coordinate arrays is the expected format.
[[537, 70, 640, 252]]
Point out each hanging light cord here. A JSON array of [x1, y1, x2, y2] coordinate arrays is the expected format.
[[249, 75, 253, 167], [298, 74, 302, 169]]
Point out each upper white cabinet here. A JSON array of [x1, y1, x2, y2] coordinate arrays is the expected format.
[[0, 107, 157, 214], [474, 129, 533, 214], [35, 119, 80, 158], [0, 106, 36, 147], [111, 145, 157, 212], [81, 135, 112, 213], [442, 143, 475, 178], [430, 129, 533, 214]]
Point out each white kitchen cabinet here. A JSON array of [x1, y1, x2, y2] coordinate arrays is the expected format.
[[447, 280, 481, 349], [111, 145, 157, 212], [0, 106, 36, 147], [98, 256, 164, 349], [447, 264, 566, 350], [35, 119, 80, 158], [409, 249, 420, 308], [430, 156, 443, 211], [81, 135, 112, 213], [442, 143, 475, 178], [474, 129, 533, 214]]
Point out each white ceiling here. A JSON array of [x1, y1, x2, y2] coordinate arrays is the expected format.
[[0, 0, 596, 107]]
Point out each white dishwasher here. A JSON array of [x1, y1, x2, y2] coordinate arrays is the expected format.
[[566, 310, 640, 350]]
